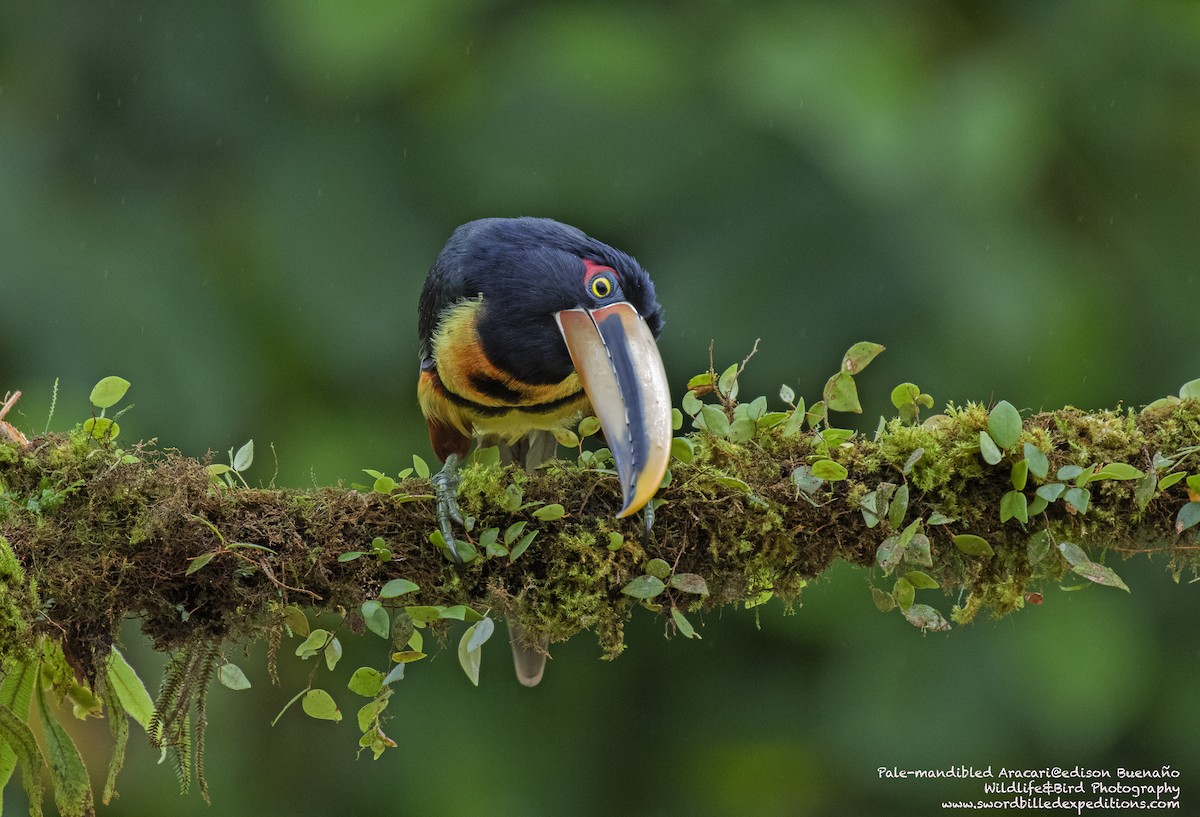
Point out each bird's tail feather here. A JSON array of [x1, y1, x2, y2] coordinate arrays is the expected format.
[[479, 429, 559, 686], [508, 621, 550, 687]]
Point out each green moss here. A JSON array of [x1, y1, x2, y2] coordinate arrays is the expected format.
[[0, 534, 37, 662]]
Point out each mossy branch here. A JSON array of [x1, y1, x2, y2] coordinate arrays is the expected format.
[[2, 399, 1199, 678]]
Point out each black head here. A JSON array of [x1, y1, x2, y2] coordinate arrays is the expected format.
[[420, 217, 664, 385]]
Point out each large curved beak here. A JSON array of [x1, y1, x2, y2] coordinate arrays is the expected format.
[[555, 303, 672, 518]]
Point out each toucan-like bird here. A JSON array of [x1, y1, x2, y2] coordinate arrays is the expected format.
[[417, 217, 672, 685]]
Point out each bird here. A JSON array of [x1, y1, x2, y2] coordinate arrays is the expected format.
[[416, 217, 672, 686]]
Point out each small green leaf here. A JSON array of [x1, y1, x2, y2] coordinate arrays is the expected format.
[[810, 459, 848, 481], [218, 663, 252, 691], [348, 668, 383, 698], [412, 454, 430, 479], [1134, 472, 1156, 511], [1177, 502, 1200, 535], [671, 408, 683, 430], [841, 341, 885, 374], [337, 551, 364, 562], [791, 465, 824, 495], [1057, 541, 1089, 566], [390, 650, 426, 664], [607, 531, 624, 551], [903, 604, 951, 632], [781, 399, 807, 437], [439, 605, 485, 622], [621, 575, 665, 599], [1179, 378, 1200, 400], [681, 390, 703, 417], [107, 648, 155, 731], [1027, 495, 1049, 516], [1070, 560, 1130, 592], [185, 552, 216, 575], [906, 534, 932, 567], [1158, 472, 1187, 491], [698, 404, 730, 437], [83, 416, 120, 441], [36, 682, 93, 816], [671, 437, 695, 464], [902, 448, 924, 475], [897, 518, 921, 550], [978, 431, 1002, 465], [999, 490, 1028, 524], [824, 371, 861, 414], [645, 558, 671, 580], [1027, 529, 1053, 564], [361, 601, 390, 639], [373, 476, 397, 495], [669, 573, 710, 595], [687, 372, 713, 390], [1036, 483, 1066, 502], [232, 439, 254, 472], [1023, 443, 1049, 479], [671, 608, 700, 639], [1010, 459, 1029, 491], [891, 382, 921, 409], [283, 605, 310, 637], [859, 491, 880, 528], [893, 577, 915, 611], [875, 536, 902, 574], [207, 463, 232, 477], [717, 363, 739, 399], [578, 415, 602, 437], [379, 578, 419, 599], [953, 534, 994, 557], [458, 626, 484, 686], [779, 384, 796, 404], [888, 484, 909, 529], [714, 474, 752, 493], [324, 636, 343, 671], [806, 400, 826, 428], [504, 520, 528, 546], [1088, 462, 1145, 482], [927, 513, 955, 525], [509, 530, 538, 561], [552, 428, 579, 448], [987, 400, 1022, 449], [1057, 465, 1086, 481], [905, 570, 939, 590], [871, 587, 896, 612], [302, 688, 342, 722], [89, 376, 130, 409], [466, 616, 496, 652], [728, 416, 756, 442], [1063, 487, 1090, 514]]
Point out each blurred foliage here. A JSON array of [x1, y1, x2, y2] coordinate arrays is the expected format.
[[2, 0, 1199, 814]]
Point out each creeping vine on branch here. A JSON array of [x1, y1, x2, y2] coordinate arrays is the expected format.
[[0, 349, 1198, 814]]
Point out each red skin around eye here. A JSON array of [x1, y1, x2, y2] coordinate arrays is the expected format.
[[582, 258, 618, 285]]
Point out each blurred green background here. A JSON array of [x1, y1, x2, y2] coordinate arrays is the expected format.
[[3, 1, 1199, 815]]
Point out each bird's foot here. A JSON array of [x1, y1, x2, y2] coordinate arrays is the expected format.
[[431, 454, 465, 564]]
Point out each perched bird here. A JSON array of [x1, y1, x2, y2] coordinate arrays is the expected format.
[[417, 217, 671, 685]]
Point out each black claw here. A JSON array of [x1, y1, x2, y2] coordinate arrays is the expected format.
[[432, 455, 465, 564], [642, 502, 655, 546]]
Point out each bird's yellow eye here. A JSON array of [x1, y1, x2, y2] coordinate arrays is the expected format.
[[591, 276, 613, 299]]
